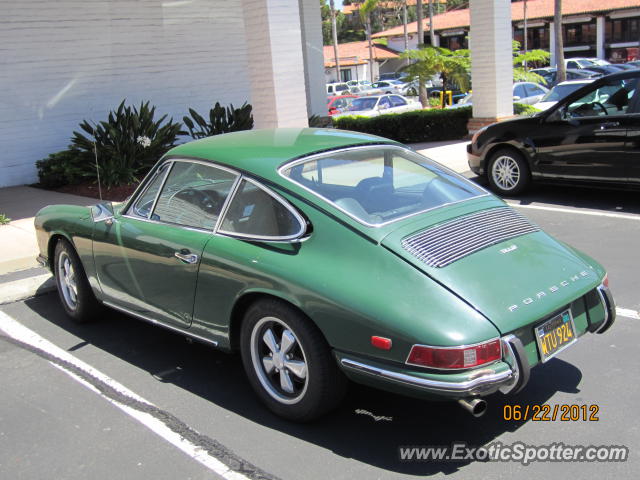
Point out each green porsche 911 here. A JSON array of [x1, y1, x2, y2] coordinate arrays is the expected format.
[[34, 128, 615, 421]]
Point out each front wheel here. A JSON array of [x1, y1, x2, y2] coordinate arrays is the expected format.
[[487, 149, 531, 195], [54, 239, 101, 323], [240, 299, 346, 421]]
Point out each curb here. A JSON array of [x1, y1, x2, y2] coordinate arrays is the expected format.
[[0, 267, 56, 305]]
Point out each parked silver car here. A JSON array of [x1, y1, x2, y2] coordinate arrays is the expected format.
[[332, 94, 422, 118], [447, 82, 549, 109]]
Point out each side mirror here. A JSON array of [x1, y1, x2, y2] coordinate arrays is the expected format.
[[91, 202, 114, 224], [513, 95, 521, 101]]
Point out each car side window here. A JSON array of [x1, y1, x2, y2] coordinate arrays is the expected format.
[[390, 95, 407, 107], [526, 84, 545, 96], [567, 61, 578, 69], [379, 97, 392, 109], [566, 78, 638, 117], [513, 84, 527, 99], [129, 162, 171, 218], [151, 161, 238, 230], [219, 179, 304, 240]]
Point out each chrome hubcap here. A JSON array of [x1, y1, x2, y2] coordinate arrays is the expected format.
[[251, 317, 308, 404], [57, 252, 78, 310], [492, 155, 520, 191]]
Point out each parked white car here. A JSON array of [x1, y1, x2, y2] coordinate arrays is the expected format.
[[332, 95, 422, 118], [326, 82, 350, 96], [533, 79, 596, 111], [358, 80, 406, 96]]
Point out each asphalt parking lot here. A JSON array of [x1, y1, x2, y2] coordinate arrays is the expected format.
[[1, 183, 638, 480]]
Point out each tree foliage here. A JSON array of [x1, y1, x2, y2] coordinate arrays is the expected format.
[[400, 47, 471, 107]]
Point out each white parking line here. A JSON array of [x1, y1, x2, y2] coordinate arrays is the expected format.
[[617, 308, 640, 320], [508, 203, 640, 221], [0, 311, 255, 480]]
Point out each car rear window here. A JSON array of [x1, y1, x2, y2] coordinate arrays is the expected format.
[[281, 146, 486, 226]]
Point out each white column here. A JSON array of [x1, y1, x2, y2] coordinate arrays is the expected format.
[[469, 0, 513, 120], [242, 0, 309, 128], [433, 34, 440, 47], [298, 0, 326, 117], [549, 22, 556, 66], [596, 16, 605, 59]]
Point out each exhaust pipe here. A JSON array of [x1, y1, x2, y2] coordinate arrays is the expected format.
[[458, 398, 487, 417]]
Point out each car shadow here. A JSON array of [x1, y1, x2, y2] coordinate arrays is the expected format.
[[24, 294, 583, 476], [470, 177, 640, 215]]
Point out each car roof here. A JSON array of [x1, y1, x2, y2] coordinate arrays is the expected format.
[[165, 128, 398, 183], [555, 79, 595, 86]]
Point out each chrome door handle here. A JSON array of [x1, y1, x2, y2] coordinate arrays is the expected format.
[[174, 252, 199, 264]]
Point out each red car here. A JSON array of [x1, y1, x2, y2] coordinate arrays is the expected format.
[[327, 95, 356, 116]]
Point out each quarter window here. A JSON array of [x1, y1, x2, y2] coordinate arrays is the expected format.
[[219, 180, 304, 239], [152, 162, 237, 230], [129, 162, 170, 218]]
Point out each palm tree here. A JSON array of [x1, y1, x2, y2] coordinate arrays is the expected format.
[[554, 0, 566, 82], [428, 1, 435, 46], [329, 0, 341, 82], [400, 46, 470, 108], [360, 0, 379, 83], [416, 1, 424, 46]]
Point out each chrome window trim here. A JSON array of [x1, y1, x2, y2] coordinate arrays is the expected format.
[[216, 177, 308, 242], [277, 144, 490, 228], [404, 337, 502, 371], [340, 358, 513, 394], [122, 158, 241, 231], [124, 160, 172, 218], [148, 161, 174, 219]]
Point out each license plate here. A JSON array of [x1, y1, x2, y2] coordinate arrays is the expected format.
[[534, 309, 577, 362]]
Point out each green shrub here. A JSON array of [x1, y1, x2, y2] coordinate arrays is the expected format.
[[333, 108, 472, 143], [71, 100, 183, 187], [0, 214, 10, 225], [36, 149, 87, 188], [183, 102, 253, 139], [513, 102, 541, 116]]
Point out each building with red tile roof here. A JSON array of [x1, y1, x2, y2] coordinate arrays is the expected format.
[[323, 40, 402, 83], [372, 0, 640, 62]]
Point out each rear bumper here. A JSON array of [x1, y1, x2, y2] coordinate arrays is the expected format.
[[338, 334, 529, 399]]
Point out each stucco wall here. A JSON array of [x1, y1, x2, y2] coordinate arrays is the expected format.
[[0, 0, 252, 187]]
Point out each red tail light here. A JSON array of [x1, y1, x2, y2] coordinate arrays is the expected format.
[[406, 339, 502, 369], [603, 274, 609, 288]]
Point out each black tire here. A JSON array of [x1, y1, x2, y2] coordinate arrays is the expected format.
[[240, 299, 347, 421], [53, 239, 101, 323], [486, 148, 531, 195], [407, 88, 417, 96]]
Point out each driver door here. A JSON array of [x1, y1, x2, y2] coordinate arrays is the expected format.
[[93, 160, 238, 328], [535, 77, 640, 183]]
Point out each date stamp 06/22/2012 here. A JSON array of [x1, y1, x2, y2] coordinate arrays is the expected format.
[[503, 404, 600, 422]]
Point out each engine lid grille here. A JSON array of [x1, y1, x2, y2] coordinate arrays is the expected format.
[[401, 207, 540, 268]]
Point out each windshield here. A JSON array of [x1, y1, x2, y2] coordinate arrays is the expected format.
[[350, 97, 378, 111], [540, 83, 588, 102], [281, 146, 486, 226]]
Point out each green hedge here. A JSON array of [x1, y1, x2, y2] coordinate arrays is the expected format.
[[333, 108, 472, 143]]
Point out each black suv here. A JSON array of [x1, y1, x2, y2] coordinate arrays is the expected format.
[[467, 70, 640, 195]]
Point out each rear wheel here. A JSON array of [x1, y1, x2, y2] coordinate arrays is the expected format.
[[240, 299, 346, 421], [54, 239, 101, 323], [487, 148, 531, 195]]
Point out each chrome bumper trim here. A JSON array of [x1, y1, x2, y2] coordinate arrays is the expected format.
[[499, 334, 530, 394], [596, 284, 616, 334], [340, 358, 513, 394], [36, 254, 48, 268]]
